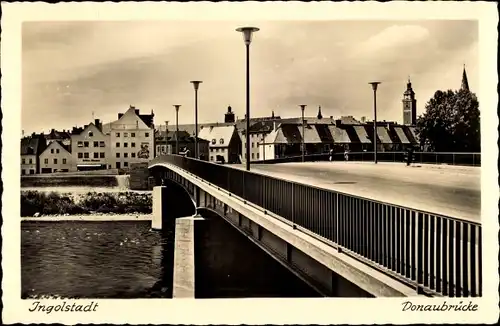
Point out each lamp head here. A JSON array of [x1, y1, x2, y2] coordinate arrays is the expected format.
[[190, 81, 203, 90], [236, 27, 260, 45], [369, 81, 381, 91], [299, 104, 307, 112], [173, 105, 181, 111]]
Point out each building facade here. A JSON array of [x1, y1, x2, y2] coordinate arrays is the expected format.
[[199, 125, 241, 163], [103, 106, 155, 170], [71, 120, 110, 171], [21, 133, 47, 175], [39, 140, 75, 173]]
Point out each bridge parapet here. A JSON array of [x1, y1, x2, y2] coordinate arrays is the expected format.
[[149, 154, 482, 298]]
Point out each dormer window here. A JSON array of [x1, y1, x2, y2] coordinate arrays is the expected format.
[[211, 139, 216, 145], [219, 138, 224, 145], [88, 131, 93, 137]]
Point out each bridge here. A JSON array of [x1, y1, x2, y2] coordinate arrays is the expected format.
[[148, 154, 482, 298]]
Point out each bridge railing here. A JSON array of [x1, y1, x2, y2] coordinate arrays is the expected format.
[[253, 152, 481, 167], [150, 155, 482, 297]]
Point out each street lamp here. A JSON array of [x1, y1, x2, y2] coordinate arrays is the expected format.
[[190, 81, 202, 159], [173, 105, 181, 155], [300, 104, 307, 162], [236, 26, 259, 171], [369, 82, 381, 164]]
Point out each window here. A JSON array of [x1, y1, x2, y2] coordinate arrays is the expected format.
[[51, 149, 54, 154], [219, 138, 224, 145], [88, 131, 94, 137], [77, 141, 83, 147], [116, 162, 121, 169], [63, 158, 67, 164], [56, 149, 60, 154], [124, 153, 128, 158], [116, 132, 120, 137], [124, 132, 128, 137], [251, 153, 254, 159], [21, 169, 25, 175], [84, 153, 89, 159], [145, 132, 149, 137], [78, 153, 83, 158], [124, 162, 128, 167], [29, 159, 33, 164], [210, 156, 213, 161], [100, 152, 105, 158], [99, 141, 105, 147], [211, 139, 216, 145], [53, 158, 58, 164], [116, 153, 120, 158], [251, 142, 254, 148], [124, 143, 128, 148], [257, 153, 260, 159], [131, 142, 135, 148], [29, 169, 35, 175], [84, 141, 89, 147], [22, 159, 26, 164], [131, 153, 136, 158], [116, 142, 120, 147], [131, 132, 136, 137], [93, 141, 99, 147], [44, 158, 49, 164], [94, 152, 99, 159]]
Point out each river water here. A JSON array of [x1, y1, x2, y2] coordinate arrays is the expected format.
[[21, 221, 173, 299]]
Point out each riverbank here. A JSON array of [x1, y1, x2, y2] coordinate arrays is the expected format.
[[21, 190, 152, 217], [22, 214, 152, 222]]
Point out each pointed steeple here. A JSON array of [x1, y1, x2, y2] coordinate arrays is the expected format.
[[461, 64, 470, 91], [317, 106, 323, 119]]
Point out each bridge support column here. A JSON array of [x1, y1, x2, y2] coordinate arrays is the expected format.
[[152, 186, 168, 230]]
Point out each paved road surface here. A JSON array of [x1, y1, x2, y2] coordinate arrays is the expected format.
[[231, 162, 480, 222]]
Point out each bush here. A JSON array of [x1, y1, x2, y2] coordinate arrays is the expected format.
[[21, 190, 152, 216]]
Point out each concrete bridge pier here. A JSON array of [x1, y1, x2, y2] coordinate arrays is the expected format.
[[151, 181, 197, 231]]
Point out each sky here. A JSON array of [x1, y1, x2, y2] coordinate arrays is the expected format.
[[22, 20, 478, 134]]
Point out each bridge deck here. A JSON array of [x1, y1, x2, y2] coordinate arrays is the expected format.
[[231, 162, 480, 222]]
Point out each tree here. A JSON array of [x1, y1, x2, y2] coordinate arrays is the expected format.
[[416, 89, 480, 152]]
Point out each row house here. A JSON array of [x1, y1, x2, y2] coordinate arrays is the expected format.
[[20, 133, 47, 175], [71, 120, 110, 171], [155, 129, 209, 158], [39, 140, 75, 173], [102, 106, 155, 170], [198, 125, 241, 164]]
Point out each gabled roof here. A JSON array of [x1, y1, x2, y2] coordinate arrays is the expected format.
[[45, 129, 71, 140], [41, 140, 72, 155], [71, 122, 106, 137], [198, 125, 236, 148], [407, 126, 420, 143]]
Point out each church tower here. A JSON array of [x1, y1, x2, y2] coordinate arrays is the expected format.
[[224, 105, 235, 123], [402, 77, 417, 125]]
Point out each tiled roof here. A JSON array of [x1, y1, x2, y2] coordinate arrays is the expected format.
[[198, 125, 236, 148], [327, 125, 351, 143], [408, 126, 420, 143], [21, 136, 43, 155], [353, 126, 372, 144], [377, 126, 393, 144], [45, 129, 71, 140], [394, 126, 411, 144]]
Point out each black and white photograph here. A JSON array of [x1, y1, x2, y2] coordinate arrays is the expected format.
[[2, 1, 498, 324]]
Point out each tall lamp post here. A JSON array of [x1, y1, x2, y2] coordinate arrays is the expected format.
[[190, 81, 202, 159], [173, 105, 181, 155], [299, 104, 307, 162], [369, 82, 381, 164], [236, 26, 259, 171]]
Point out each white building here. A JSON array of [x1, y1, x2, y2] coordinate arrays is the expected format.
[[102, 106, 155, 170], [198, 125, 241, 163], [71, 120, 110, 171], [39, 141, 75, 173]]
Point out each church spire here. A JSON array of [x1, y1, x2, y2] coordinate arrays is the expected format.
[[461, 64, 470, 91], [317, 106, 323, 119]]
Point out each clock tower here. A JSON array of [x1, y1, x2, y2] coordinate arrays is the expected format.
[[402, 77, 417, 125]]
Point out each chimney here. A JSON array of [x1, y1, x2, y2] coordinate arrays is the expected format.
[[95, 119, 100, 129], [361, 116, 366, 123], [273, 120, 277, 131], [335, 119, 342, 127]]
